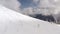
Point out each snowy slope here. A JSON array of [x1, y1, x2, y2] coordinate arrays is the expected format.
[[0, 5, 60, 34]]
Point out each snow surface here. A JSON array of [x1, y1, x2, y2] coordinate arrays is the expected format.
[[0, 5, 60, 34]]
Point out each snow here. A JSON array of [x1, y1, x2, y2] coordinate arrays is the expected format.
[[0, 5, 60, 34]]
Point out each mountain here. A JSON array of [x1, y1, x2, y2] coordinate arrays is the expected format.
[[30, 14, 55, 23], [0, 5, 60, 34]]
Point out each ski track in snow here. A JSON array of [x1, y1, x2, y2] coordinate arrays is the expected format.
[[0, 5, 60, 34]]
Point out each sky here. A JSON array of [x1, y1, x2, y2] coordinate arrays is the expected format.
[[0, 0, 60, 16], [18, 0, 60, 16], [18, 0, 39, 8], [18, 0, 33, 8]]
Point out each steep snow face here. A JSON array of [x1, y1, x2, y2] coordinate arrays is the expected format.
[[0, 5, 60, 34]]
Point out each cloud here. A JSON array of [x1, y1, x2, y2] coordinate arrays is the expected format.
[[0, 0, 60, 16], [20, 0, 54, 16], [22, 7, 34, 15], [0, 0, 21, 12], [33, 0, 39, 4], [31, 0, 60, 16]]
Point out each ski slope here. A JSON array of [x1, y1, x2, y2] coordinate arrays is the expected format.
[[0, 5, 60, 34]]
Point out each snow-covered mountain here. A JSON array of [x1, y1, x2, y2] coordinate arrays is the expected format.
[[0, 5, 60, 34]]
